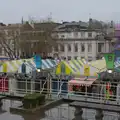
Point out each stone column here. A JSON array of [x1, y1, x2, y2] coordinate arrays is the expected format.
[[95, 110, 103, 120], [85, 43, 88, 60], [92, 41, 97, 60], [64, 44, 68, 60], [78, 43, 81, 58], [73, 107, 83, 120], [71, 43, 74, 59], [105, 41, 109, 53]]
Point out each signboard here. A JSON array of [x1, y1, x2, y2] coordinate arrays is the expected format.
[[115, 50, 120, 61], [103, 53, 115, 70], [33, 55, 42, 69], [84, 64, 90, 76]]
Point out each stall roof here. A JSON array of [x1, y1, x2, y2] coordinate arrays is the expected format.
[[41, 59, 57, 70], [69, 77, 97, 86], [55, 59, 86, 75]]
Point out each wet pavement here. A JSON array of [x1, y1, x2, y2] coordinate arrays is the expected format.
[[0, 99, 120, 120]]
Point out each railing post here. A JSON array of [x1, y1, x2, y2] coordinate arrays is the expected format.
[[25, 79, 27, 93], [73, 107, 83, 120], [85, 85, 87, 101], [9, 77, 13, 94], [49, 73, 52, 98], [118, 113, 120, 120], [30, 80, 33, 94], [95, 109, 103, 120]]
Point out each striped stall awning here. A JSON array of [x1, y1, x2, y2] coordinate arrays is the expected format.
[[0, 58, 34, 73], [89, 59, 106, 73], [65, 59, 85, 75], [41, 59, 57, 70], [69, 77, 97, 86]]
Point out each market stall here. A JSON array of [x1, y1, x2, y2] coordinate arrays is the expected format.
[[52, 59, 86, 94], [68, 77, 97, 94]]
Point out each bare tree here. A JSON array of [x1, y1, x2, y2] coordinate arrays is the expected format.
[[19, 21, 59, 58], [0, 31, 20, 59]]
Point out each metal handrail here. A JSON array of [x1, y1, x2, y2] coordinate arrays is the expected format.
[[40, 72, 52, 94], [40, 80, 47, 94]]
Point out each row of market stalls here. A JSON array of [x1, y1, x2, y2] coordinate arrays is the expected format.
[[0, 58, 57, 73], [0, 56, 119, 100]]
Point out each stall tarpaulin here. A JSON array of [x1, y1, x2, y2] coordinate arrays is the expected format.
[[69, 77, 97, 86], [89, 59, 106, 73], [55, 59, 85, 75], [55, 61, 73, 75], [115, 50, 120, 61], [84, 64, 90, 76], [78, 64, 99, 76], [0, 58, 35, 73], [68, 77, 97, 91], [41, 59, 57, 70], [66, 59, 86, 75], [33, 55, 42, 69], [90, 59, 106, 70]]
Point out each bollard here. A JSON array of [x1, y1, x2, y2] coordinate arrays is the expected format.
[[0, 100, 2, 107], [118, 113, 120, 120], [73, 107, 83, 120], [95, 110, 103, 120]]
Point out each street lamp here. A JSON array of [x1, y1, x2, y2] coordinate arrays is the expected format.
[[107, 70, 113, 73], [37, 69, 40, 72]]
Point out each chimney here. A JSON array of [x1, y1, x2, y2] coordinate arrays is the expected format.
[[110, 20, 113, 28], [89, 18, 92, 28]]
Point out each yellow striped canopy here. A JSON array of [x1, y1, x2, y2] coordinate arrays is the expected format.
[[55, 59, 85, 75]]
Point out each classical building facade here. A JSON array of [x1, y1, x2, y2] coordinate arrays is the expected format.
[[52, 20, 113, 61]]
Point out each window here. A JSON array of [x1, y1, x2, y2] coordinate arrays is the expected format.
[[61, 35, 65, 38], [88, 32, 92, 37], [74, 56, 78, 60], [81, 44, 85, 52], [81, 32, 85, 37], [74, 43, 78, 52], [98, 43, 104, 52], [74, 32, 78, 37], [61, 56, 65, 59], [88, 56, 92, 61], [54, 45, 58, 52], [88, 44, 92, 52], [68, 56, 71, 60], [67, 44, 71, 52], [59, 44, 64, 52]]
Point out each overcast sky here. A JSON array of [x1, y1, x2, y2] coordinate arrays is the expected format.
[[0, 0, 120, 24]]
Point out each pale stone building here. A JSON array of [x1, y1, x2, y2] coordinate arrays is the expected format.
[[52, 20, 113, 61]]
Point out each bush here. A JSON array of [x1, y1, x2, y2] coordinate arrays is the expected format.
[[23, 93, 45, 109]]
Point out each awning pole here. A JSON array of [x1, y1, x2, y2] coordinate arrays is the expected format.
[[85, 85, 87, 101]]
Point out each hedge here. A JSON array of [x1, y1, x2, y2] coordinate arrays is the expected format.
[[23, 93, 45, 109]]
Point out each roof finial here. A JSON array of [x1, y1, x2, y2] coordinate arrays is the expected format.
[[89, 13, 91, 19], [21, 16, 24, 24]]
